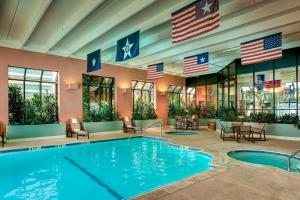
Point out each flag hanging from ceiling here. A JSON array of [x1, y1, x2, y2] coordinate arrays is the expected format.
[[171, 0, 219, 44], [183, 52, 209, 75], [241, 33, 282, 65], [87, 49, 101, 72], [147, 63, 164, 79], [116, 31, 140, 62]]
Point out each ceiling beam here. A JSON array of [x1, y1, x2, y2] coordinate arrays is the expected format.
[[21, 0, 52, 48]]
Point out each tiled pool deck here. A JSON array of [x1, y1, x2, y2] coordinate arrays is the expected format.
[[1, 128, 300, 200]]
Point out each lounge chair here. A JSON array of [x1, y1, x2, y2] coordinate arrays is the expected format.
[[123, 117, 141, 134], [0, 123, 4, 147], [70, 118, 89, 140], [251, 123, 266, 141], [220, 122, 235, 141]]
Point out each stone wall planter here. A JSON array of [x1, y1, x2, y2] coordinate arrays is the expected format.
[[133, 119, 163, 129], [83, 121, 123, 133], [168, 118, 176, 127], [7, 123, 66, 140]]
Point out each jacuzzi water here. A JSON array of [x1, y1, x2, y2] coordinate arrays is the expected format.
[[0, 137, 214, 200], [165, 131, 199, 135], [228, 150, 300, 172]]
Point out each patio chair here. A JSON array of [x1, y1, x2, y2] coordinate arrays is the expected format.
[[175, 117, 183, 130], [220, 122, 235, 141], [123, 117, 141, 134], [187, 115, 198, 130], [70, 118, 89, 140], [251, 123, 266, 141], [237, 125, 253, 142]]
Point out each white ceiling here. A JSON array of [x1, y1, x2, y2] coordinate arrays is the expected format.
[[1, 0, 300, 77]]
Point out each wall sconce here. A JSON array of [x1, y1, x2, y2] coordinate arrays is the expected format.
[[121, 88, 129, 94], [67, 83, 80, 90], [160, 91, 167, 96]]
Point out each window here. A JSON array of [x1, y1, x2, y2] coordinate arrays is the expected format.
[[186, 87, 195, 107], [196, 85, 206, 110], [207, 84, 217, 110], [82, 75, 115, 121], [168, 85, 183, 106], [237, 65, 254, 115], [8, 66, 58, 124], [254, 63, 274, 113], [8, 67, 58, 98], [132, 80, 154, 110], [274, 67, 297, 116]]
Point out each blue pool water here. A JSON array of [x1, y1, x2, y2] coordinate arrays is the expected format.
[[228, 150, 300, 172], [0, 137, 214, 200], [165, 131, 199, 135]]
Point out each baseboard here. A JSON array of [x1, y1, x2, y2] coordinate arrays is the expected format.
[[266, 135, 300, 141], [90, 130, 123, 135], [8, 135, 66, 143]]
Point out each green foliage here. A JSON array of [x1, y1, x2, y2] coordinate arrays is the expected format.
[[132, 97, 157, 120], [8, 85, 24, 124], [276, 113, 299, 124], [83, 101, 119, 122], [168, 98, 185, 118], [8, 85, 58, 125], [249, 112, 275, 123]]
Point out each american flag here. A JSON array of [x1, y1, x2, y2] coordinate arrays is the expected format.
[[147, 63, 164, 79], [241, 33, 282, 65], [171, 0, 219, 44], [183, 52, 209, 75]]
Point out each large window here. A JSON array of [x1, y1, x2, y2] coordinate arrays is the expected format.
[[8, 66, 58, 124], [237, 65, 254, 115], [132, 80, 154, 110], [186, 87, 196, 107], [82, 74, 115, 121], [8, 67, 58, 98], [168, 85, 183, 107], [254, 63, 274, 113], [274, 67, 297, 115]]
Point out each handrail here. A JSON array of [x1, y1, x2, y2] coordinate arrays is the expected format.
[[288, 149, 300, 171], [141, 121, 163, 137]]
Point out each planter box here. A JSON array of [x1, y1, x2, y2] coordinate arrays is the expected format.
[[83, 121, 123, 133], [198, 118, 217, 126], [168, 118, 176, 127], [7, 123, 66, 140], [218, 121, 300, 138], [133, 119, 163, 129]]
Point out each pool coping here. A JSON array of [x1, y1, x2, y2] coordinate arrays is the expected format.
[[227, 149, 300, 173]]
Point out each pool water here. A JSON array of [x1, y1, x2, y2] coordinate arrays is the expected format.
[[0, 137, 214, 200], [165, 131, 199, 135], [228, 150, 300, 172]]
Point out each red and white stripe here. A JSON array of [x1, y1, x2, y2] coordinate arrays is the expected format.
[[172, 3, 219, 44], [147, 65, 163, 79], [183, 56, 208, 75], [241, 39, 282, 65]]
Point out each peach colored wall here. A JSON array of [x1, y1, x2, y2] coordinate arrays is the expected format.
[[0, 47, 185, 126]]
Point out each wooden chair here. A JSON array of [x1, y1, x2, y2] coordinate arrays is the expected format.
[[70, 118, 89, 140], [251, 123, 266, 141], [123, 117, 141, 134], [220, 122, 235, 141]]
